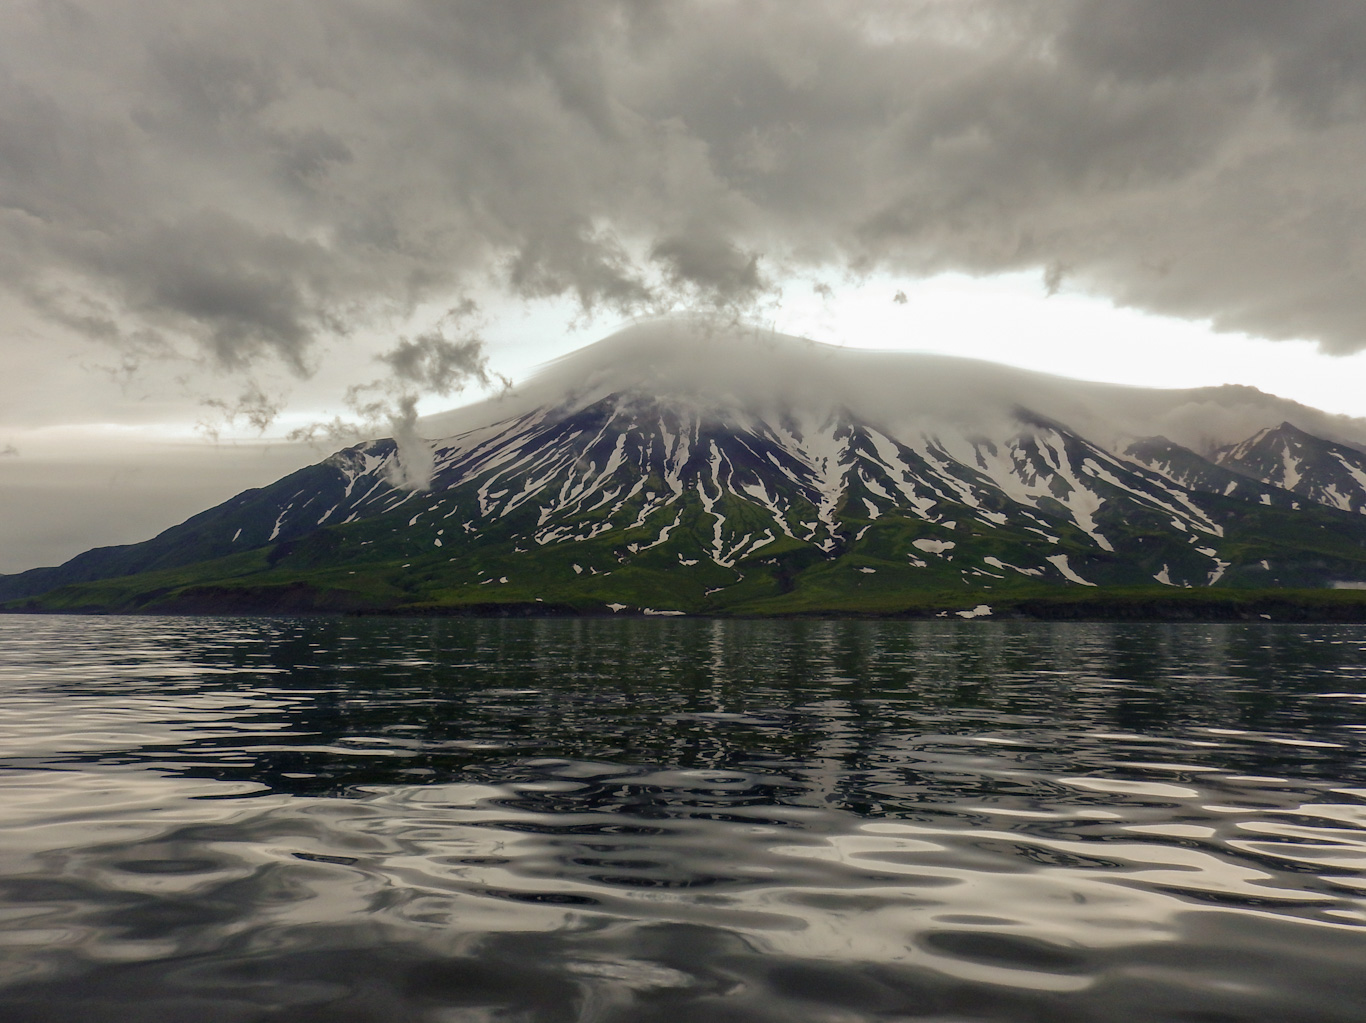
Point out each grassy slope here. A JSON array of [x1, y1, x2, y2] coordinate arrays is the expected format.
[[9, 473, 1366, 619]]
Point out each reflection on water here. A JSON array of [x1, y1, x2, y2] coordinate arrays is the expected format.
[[1, 616, 1364, 1021]]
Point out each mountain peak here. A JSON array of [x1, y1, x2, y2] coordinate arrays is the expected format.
[[421, 318, 1366, 462], [1218, 419, 1366, 514]]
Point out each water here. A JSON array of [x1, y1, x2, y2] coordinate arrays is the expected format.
[[1, 617, 1365, 1022]]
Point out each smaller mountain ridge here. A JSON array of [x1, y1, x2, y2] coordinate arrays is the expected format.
[[1217, 422, 1366, 515], [1125, 436, 1299, 509]]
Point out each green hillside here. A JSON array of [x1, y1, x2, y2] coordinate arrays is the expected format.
[[10, 476, 1366, 620]]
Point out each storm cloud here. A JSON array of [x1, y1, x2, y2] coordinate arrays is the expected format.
[[3, 0, 1365, 383]]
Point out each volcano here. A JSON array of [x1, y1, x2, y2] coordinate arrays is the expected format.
[[7, 318, 1366, 617]]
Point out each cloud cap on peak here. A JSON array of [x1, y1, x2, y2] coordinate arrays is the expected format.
[[419, 316, 1366, 457]]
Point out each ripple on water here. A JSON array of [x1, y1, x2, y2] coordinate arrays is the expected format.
[[0, 616, 1365, 1020]]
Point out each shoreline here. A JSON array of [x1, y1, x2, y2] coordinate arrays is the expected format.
[[7, 591, 1366, 624]]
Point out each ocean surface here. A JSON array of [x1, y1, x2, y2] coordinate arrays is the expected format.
[[1, 616, 1365, 1022]]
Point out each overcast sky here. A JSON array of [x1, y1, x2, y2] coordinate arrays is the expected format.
[[4, 0, 1366, 573]]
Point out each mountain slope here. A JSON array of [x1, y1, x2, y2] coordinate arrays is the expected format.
[[1217, 422, 1366, 515], [7, 320, 1366, 616], [0, 446, 403, 602]]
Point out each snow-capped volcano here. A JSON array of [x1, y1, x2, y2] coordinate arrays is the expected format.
[[6, 318, 1366, 614]]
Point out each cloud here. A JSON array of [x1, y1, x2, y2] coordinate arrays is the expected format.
[[378, 333, 487, 396], [650, 232, 768, 310], [2, 0, 1365, 372], [197, 381, 287, 441], [288, 303, 498, 487], [370, 313, 500, 488]]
